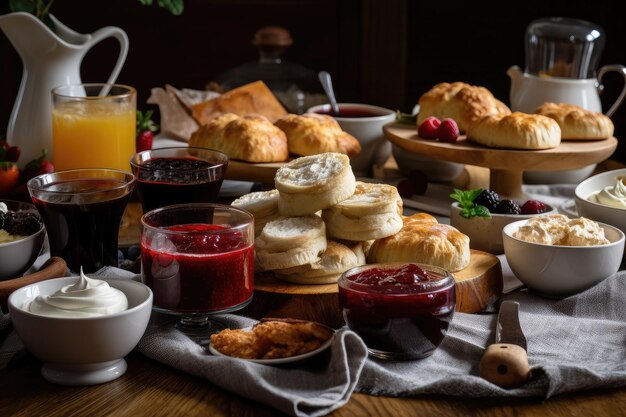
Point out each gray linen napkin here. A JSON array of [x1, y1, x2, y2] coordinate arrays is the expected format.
[[0, 267, 368, 417], [356, 270, 626, 398]]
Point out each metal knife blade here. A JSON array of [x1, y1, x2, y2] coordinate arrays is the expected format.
[[478, 300, 530, 389], [495, 301, 527, 350]]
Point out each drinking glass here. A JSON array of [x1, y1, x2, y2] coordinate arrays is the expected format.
[[338, 262, 456, 360], [130, 147, 228, 213], [141, 203, 254, 346], [27, 168, 135, 273], [52, 84, 136, 171]]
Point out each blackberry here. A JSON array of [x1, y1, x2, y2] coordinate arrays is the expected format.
[[0, 211, 7, 230], [473, 189, 500, 212], [495, 199, 521, 215], [5, 212, 42, 236]]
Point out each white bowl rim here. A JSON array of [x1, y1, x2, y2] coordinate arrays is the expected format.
[[450, 201, 557, 217], [307, 103, 395, 119], [8, 276, 153, 321], [503, 218, 626, 248], [574, 168, 626, 210]]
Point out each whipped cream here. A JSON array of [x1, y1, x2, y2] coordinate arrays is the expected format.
[[513, 214, 610, 246], [24, 268, 128, 318], [589, 177, 626, 209], [0, 202, 7, 214]]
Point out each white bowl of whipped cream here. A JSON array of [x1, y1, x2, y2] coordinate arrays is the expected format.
[[8, 269, 152, 386], [575, 168, 626, 244]]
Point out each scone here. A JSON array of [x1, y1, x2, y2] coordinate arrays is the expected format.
[[274, 241, 366, 284], [255, 215, 327, 271], [275, 113, 362, 157], [535, 102, 614, 140], [466, 112, 561, 150], [367, 213, 470, 272], [231, 189, 281, 237], [322, 182, 403, 241], [275, 153, 356, 216], [189, 113, 288, 162], [417, 82, 511, 132]]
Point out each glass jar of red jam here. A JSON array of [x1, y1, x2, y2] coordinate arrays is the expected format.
[[338, 262, 456, 360]]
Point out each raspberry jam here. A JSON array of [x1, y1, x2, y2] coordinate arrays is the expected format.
[[338, 263, 455, 360], [141, 223, 254, 313]]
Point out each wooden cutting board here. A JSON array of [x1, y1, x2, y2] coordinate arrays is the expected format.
[[241, 249, 503, 328]]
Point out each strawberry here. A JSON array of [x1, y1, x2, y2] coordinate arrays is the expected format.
[[136, 110, 158, 152], [21, 149, 54, 182], [5, 145, 21, 163], [437, 118, 460, 142], [417, 116, 441, 139], [0, 161, 19, 195]]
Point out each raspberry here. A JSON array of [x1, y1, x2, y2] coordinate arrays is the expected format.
[[473, 189, 500, 212], [494, 199, 522, 215], [437, 118, 460, 142], [418, 116, 441, 139], [521, 200, 548, 215]]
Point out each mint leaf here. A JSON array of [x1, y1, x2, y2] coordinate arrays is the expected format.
[[452, 188, 492, 219], [474, 205, 492, 218], [466, 188, 483, 202]]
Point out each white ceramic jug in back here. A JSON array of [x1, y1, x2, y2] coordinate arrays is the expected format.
[[0, 12, 129, 164]]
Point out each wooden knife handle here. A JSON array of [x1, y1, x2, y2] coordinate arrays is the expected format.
[[479, 343, 530, 389], [0, 257, 68, 313]]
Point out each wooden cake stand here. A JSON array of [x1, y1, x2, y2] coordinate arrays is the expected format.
[[384, 123, 618, 198], [242, 250, 502, 328]]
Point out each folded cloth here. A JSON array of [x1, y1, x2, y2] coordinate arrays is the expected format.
[[0, 267, 368, 417], [357, 270, 626, 398]]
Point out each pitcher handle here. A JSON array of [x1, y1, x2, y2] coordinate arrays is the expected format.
[[597, 64, 626, 117], [84, 26, 129, 86]]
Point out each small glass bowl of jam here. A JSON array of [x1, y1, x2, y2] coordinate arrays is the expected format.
[[338, 262, 456, 360]]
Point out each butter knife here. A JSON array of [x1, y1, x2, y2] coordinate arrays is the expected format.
[[478, 300, 530, 388]]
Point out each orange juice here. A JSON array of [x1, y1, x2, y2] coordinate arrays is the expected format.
[[52, 101, 135, 171]]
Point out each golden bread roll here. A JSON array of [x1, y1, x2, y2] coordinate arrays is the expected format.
[[367, 213, 470, 272], [535, 102, 614, 140], [275, 113, 361, 157], [466, 112, 561, 150], [191, 80, 287, 124], [189, 113, 289, 163], [417, 82, 511, 132]]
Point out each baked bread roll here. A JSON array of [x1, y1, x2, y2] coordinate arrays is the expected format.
[[274, 241, 366, 284], [417, 82, 511, 132], [189, 113, 288, 163], [466, 112, 561, 150], [535, 102, 614, 140], [322, 182, 403, 241], [275, 153, 356, 216], [367, 213, 470, 272], [191, 80, 287, 125], [231, 189, 281, 236], [275, 113, 362, 157], [255, 215, 327, 271]]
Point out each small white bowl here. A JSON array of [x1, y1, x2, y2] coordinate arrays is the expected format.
[[450, 202, 557, 254], [8, 277, 152, 386], [575, 168, 626, 241], [503, 219, 625, 297], [0, 200, 46, 280]]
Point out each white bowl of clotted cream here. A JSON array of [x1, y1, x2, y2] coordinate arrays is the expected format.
[[575, 168, 626, 242], [8, 271, 152, 386]]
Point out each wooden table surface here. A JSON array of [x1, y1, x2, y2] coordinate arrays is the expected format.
[[2, 159, 625, 417]]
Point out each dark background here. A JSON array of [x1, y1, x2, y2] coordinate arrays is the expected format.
[[1, 0, 625, 161]]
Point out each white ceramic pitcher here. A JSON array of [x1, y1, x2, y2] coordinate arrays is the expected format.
[[0, 12, 129, 164]]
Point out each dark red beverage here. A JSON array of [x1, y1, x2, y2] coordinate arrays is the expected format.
[[315, 107, 383, 118], [141, 224, 254, 313], [338, 263, 455, 360], [133, 156, 226, 213], [29, 177, 134, 273]]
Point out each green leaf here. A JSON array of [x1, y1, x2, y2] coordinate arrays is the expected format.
[[9, 0, 36, 13], [157, 0, 184, 15], [473, 205, 492, 218], [466, 188, 483, 202]]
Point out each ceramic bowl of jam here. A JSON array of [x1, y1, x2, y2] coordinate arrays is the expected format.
[[338, 262, 455, 360], [308, 103, 396, 177]]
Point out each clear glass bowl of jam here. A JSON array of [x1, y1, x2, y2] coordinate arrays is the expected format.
[[338, 262, 456, 360]]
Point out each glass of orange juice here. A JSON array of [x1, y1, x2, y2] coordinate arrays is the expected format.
[[52, 84, 136, 171]]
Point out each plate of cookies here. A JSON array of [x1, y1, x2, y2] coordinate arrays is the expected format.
[[208, 318, 335, 364]]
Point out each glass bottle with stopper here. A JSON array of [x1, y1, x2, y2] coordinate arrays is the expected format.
[[214, 26, 327, 114]]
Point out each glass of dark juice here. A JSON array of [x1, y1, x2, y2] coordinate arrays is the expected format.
[[338, 262, 456, 360], [141, 203, 254, 345], [130, 147, 228, 213], [27, 168, 135, 273]]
